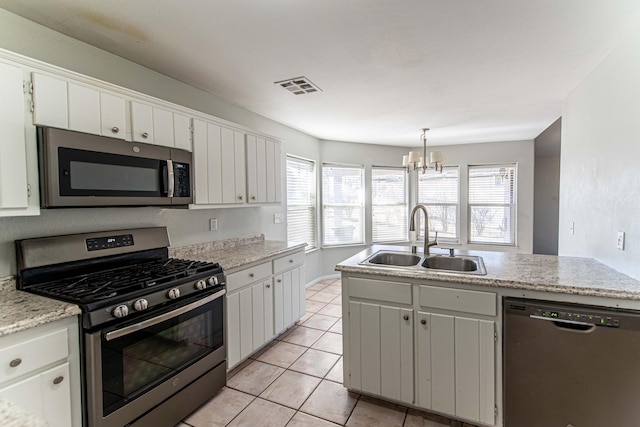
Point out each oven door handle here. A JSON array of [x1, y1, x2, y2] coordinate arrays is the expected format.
[[104, 289, 225, 342]]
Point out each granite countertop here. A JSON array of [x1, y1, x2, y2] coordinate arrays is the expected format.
[[0, 277, 81, 338], [170, 235, 306, 271], [0, 396, 48, 427], [336, 245, 640, 301]]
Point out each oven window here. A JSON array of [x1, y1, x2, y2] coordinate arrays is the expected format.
[[101, 296, 223, 415]]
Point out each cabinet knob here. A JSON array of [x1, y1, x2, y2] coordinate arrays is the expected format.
[[289, 259, 294, 263], [266, 284, 271, 288], [9, 358, 21, 368], [141, 132, 149, 138], [53, 376, 64, 385], [420, 319, 427, 325], [403, 315, 409, 321], [238, 195, 243, 200], [251, 196, 256, 200], [249, 273, 254, 278], [277, 279, 282, 283], [111, 126, 120, 134]]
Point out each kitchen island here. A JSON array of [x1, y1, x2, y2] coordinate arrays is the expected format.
[[336, 245, 640, 427]]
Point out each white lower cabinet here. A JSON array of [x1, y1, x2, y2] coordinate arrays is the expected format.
[[226, 249, 306, 370], [0, 316, 80, 427], [343, 275, 497, 426]]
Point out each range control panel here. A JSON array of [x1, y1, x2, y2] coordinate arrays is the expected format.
[[534, 308, 620, 327], [86, 234, 134, 251]]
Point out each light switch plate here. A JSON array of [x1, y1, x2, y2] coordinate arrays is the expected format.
[[274, 213, 283, 224], [209, 218, 218, 231], [617, 231, 625, 250]]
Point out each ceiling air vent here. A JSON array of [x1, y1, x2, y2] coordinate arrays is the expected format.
[[274, 76, 322, 95]]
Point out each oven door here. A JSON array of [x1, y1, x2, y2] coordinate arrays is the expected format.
[[85, 288, 226, 427]]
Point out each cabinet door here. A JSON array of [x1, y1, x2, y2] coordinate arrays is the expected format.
[[131, 101, 154, 143], [0, 62, 29, 211], [349, 301, 413, 403], [430, 313, 456, 415], [274, 274, 284, 335], [266, 139, 276, 203], [207, 123, 223, 204], [220, 126, 236, 203], [173, 113, 192, 151], [68, 82, 100, 135], [152, 107, 174, 147], [226, 292, 241, 369], [41, 362, 72, 427], [0, 371, 42, 419], [239, 288, 253, 360], [251, 282, 265, 352], [233, 130, 246, 202], [455, 317, 495, 425], [273, 140, 282, 203], [32, 73, 68, 128], [283, 270, 293, 327], [297, 265, 306, 318], [100, 92, 126, 139], [290, 267, 300, 321], [263, 280, 275, 342], [246, 134, 258, 203], [192, 119, 209, 204]]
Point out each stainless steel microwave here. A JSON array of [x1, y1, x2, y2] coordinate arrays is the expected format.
[[37, 127, 193, 208]]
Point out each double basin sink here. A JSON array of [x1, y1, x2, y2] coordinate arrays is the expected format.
[[360, 250, 486, 275]]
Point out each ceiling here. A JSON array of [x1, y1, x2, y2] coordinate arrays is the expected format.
[[1, 0, 639, 147]]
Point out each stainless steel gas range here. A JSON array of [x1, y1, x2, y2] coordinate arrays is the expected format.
[[15, 227, 226, 427]]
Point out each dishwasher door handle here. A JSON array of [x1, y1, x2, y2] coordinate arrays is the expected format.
[[529, 315, 596, 332]]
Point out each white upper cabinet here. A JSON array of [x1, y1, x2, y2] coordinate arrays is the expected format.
[[31, 73, 68, 129], [0, 62, 39, 216], [131, 101, 192, 150], [99, 92, 126, 139], [130, 101, 154, 143], [246, 134, 282, 205], [173, 113, 192, 151], [67, 82, 100, 135], [152, 106, 174, 147]]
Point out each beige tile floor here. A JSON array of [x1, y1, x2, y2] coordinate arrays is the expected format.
[[179, 278, 477, 427]]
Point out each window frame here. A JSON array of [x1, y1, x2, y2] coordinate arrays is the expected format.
[[467, 163, 518, 246], [321, 162, 365, 248], [285, 155, 318, 252], [371, 166, 409, 243], [415, 165, 461, 244]]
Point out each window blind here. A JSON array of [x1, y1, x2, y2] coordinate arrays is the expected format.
[[417, 166, 459, 241], [468, 164, 517, 245], [371, 168, 407, 242], [322, 164, 364, 246], [286, 156, 317, 251]]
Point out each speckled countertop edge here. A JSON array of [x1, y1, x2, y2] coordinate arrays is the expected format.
[[336, 245, 640, 301], [170, 235, 306, 271], [0, 276, 81, 338]]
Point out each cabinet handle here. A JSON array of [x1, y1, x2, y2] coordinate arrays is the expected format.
[[111, 126, 120, 133], [266, 284, 271, 288], [403, 315, 409, 321], [9, 358, 21, 368], [251, 196, 256, 200], [53, 376, 64, 385], [238, 195, 243, 201], [249, 273, 254, 278], [141, 132, 149, 138], [420, 319, 427, 325]]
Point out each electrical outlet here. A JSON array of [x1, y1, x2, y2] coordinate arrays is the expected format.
[[209, 218, 218, 231], [569, 221, 575, 235], [617, 231, 625, 250], [274, 213, 283, 224]]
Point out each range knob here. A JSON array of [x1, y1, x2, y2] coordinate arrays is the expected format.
[[112, 305, 129, 318], [133, 299, 149, 311], [207, 276, 218, 286], [195, 280, 207, 290], [167, 288, 181, 299]]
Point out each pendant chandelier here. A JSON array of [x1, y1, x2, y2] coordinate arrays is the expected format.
[[402, 128, 444, 173]]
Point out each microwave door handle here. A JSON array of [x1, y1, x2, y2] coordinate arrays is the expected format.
[[166, 160, 174, 197], [104, 289, 226, 341]]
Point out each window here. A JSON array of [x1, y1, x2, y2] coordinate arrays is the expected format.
[[322, 164, 364, 246], [286, 156, 317, 251], [371, 167, 407, 242], [417, 166, 459, 242], [468, 164, 517, 245]]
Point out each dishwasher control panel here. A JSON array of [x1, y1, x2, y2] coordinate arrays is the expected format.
[[534, 308, 620, 327]]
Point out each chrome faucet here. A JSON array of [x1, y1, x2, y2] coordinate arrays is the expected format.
[[409, 204, 438, 255]]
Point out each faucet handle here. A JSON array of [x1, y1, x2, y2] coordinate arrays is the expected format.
[[448, 248, 455, 257]]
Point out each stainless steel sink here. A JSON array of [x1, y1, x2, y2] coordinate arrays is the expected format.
[[360, 250, 486, 275], [365, 251, 422, 266], [421, 255, 486, 275]]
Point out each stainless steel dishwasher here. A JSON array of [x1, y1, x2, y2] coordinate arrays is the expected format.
[[504, 297, 640, 427]]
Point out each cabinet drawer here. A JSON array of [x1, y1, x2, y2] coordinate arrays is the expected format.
[[0, 328, 69, 383], [227, 262, 272, 293], [349, 277, 412, 305], [419, 285, 496, 316], [273, 251, 304, 274]]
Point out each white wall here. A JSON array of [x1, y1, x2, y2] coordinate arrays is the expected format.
[[559, 24, 640, 280]]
